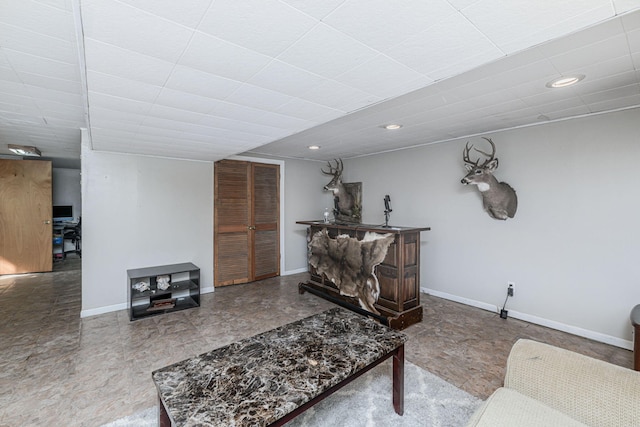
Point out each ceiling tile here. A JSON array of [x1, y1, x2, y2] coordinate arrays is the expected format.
[[147, 104, 206, 125], [0, 1, 76, 41], [0, 65, 23, 83], [535, 105, 591, 121], [626, 27, 640, 53], [197, 115, 293, 139], [323, 0, 456, 51], [537, 17, 624, 57], [274, 98, 343, 122], [87, 71, 162, 103], [581, 83, 640, 104], [118, 0, 213, 28], [82, 1, 194, 63], [548, 34, 629, 71], [633, 52, 640, 70], [207, 101, 266, 123], [0, 92, 39, 111], [164, 65, 242, 101], [198, 0, 318, 57], [587, 93, 640, 112], [3, 49, 79, 81], [89, 106, 146, 126], [179, 32, 273, 82], [0, 23, 78, 64], [277, 23, 378, 79], [89, 116, 140, 133], [615, 0, 640, 14], [155, 89, 223, 115], [224, 84, 297, 112], [247, 60, 326, 97], [299, 80, 376, 111], [384, 12, 503, 78], [19, 72, 81, 95], [83, 39, 175, 86], [281, 0, 346, 20], [571, 56, 635, 84], [25, 85, 81, 106], [38, 100, 84, 120], [463, 0, 614, 54], [253, 110, 316, 131], [334, 55, 432, 98], [88, 92, 153, 116], [0, 101, 38, 118]]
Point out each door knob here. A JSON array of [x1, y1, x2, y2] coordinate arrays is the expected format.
[[44, 220, 51, 224], [248, 225, 256, 230]]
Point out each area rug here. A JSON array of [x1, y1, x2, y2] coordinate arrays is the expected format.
[[101, 360, 482, 427]]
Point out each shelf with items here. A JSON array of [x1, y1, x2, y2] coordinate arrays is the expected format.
[[127, 262, 200, 321], [53, 234, 64, 261]]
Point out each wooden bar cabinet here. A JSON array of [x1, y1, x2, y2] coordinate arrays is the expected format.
[[296, 221, 430, 330]]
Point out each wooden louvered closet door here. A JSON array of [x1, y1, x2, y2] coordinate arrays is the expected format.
[[214, 160, 280, 287]]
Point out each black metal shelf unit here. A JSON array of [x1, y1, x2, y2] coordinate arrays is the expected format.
[[127, 262, 200, 321]]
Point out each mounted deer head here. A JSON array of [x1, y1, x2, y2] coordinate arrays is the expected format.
[[322, 159, 355, 217], [461, 137, 518, 220]]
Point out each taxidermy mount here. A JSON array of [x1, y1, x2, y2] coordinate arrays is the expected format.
[[322, 158, 362, 223], [307, 229, 394, 314], [461, 137, 518, 220]]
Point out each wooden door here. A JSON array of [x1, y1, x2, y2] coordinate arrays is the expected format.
[[251, 163, 279, 281], [214, 160, 279, 287], [0, 159, 53, 274]]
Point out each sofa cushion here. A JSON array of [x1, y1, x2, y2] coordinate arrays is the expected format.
[[504, 339, 640, 426], [466, 388, 587, 427]]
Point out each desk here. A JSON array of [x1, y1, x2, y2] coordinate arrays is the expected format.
[[53, 222, 80, 259], [152, 308, 407, 426]]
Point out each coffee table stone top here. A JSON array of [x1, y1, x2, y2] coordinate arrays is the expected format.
[[152, 307, 408, 426]]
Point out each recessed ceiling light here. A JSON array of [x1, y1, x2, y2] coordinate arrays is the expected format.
[[8, 144, 41, 157], [308, 145, 320, 150], [546, 74, 585, 88], [383, 124, 402, 130]]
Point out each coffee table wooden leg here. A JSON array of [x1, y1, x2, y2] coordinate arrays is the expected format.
[[393, 344, 405, 415], [159, 395, 171, 427]]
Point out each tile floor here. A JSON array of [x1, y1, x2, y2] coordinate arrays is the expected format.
[[0, 258, 633, 426]]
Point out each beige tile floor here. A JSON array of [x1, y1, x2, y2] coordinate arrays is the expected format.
[[0, 257, 633, 426]]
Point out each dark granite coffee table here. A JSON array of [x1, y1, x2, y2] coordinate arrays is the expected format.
[[152, 307, 408, 426]]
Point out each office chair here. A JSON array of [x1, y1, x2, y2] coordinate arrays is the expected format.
[[63, 217, 81, 257]]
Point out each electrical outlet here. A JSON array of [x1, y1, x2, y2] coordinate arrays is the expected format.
[[507, 281, 515, 297]]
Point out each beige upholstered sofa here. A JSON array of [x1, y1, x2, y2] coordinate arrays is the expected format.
[[467, 339, 640, 427]]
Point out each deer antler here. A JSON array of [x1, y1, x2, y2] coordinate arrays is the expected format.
[[463, 143, 479, 167], [321, 159, 343, 176], [463, 138, 496, 168]]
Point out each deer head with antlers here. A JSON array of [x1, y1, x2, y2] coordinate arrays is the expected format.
[[461, 137, 518, 220], [322, 158, 356, 218]]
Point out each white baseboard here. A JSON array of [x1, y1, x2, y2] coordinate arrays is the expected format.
[[81, 302, 127, 318], [283, 267, 308, 276], [422, 287, 633, 351]]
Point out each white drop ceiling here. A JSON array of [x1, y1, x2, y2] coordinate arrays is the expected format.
[[0, 0, 639, 166]]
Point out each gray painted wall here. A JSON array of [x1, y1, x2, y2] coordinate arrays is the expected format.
[[79, 108, 640, 348], [344, 108, 640, 348], [81, 137, 214, 315], [52, 168, 81, 219]]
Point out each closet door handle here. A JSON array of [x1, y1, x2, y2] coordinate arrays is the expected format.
[[248, 225, 256, 230]]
